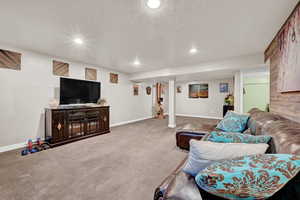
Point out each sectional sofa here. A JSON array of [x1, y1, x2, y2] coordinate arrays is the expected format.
[[154, 108, 300, 200]]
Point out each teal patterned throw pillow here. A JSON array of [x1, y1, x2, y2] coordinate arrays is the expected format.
[[195, 154, 300, 200], [205, 131, 271, 144], [216, 111, 249, 132]]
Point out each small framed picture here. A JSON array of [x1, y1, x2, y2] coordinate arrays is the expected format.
[[177, 86, 182, 93], [220, 83, 229, 93], [133, 85, 139, 96], [110, 73, 118, 84]]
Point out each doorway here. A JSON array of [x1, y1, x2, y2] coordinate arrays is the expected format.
[[243, 75, 270, 113]]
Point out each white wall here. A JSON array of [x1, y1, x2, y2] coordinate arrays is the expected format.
[[175, 79, 234, 119], [0, 45, 152, 149]]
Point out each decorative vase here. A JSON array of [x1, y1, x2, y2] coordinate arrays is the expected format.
[[49, 99, 59, 108], [97, 98, 107, 106]]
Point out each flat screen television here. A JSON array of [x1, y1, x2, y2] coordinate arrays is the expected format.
[[60, 77, 101, 105]]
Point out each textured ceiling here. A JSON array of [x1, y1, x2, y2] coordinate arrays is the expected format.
[[0, 0, 298, 73]]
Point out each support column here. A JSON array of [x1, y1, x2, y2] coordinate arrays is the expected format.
[[168, 79, 176, 128], [234, 71, 243, 113]]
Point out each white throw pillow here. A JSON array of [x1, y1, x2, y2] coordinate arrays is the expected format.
[[183, 140, 269, 176]]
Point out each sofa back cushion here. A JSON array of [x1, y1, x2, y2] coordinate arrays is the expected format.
[[247, 108, 282, 135], [262, 119, 300, 155], [247, 108, 300, 155]]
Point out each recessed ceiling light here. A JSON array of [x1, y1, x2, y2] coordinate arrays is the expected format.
[[74, 38, 83, 44], [133, 58, 141, 66], [147, 0, 161, 9], [189, 47, 198, 54]]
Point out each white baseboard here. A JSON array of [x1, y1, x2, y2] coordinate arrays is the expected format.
[[0, 138, 40, 153], [176, 114, 223, 120], [0, 142, 28, 153], [168, 124, 176, 128], [110, 116, 153, 127]]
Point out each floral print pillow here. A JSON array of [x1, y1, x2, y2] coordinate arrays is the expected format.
[[195, 154, 300, 200], [217, 111, 250, 132], [205, 131, 272, 144]]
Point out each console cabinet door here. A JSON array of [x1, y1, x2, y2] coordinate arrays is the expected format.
[[100, 107, 109, 132], [52, 111, 66, 143], [86, 109, 101, 135], [67, 110, 85, 138]]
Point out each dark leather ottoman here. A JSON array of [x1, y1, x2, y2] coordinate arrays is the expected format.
[[175, 123, 218, 151], [176, 131, 207, 151]]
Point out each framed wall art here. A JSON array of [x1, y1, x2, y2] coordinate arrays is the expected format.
[[219, 83, 229, 93], [0, 49, 21, 70], [85, 68, 97, 81], [133, 85, 139, 96], [177, 86, 182, 93], [110, 73, 118, 84], [189, 84, 209, 98], [53, 60, 69, 77], [270, 5, 300, 93]]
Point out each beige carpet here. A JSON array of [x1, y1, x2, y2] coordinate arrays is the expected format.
[[0, 117, 218, 200]]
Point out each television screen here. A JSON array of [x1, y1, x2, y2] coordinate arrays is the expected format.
[[60, 77, 101, 105]]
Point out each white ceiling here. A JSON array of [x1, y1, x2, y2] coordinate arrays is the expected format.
[[0, 0, 298, 74], [152, 69, 237, 83]]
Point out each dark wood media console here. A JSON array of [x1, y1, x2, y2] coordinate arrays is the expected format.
[[45, 106, 110, 147]]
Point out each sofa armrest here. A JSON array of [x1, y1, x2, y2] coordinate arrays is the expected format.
[[154, 156, 188, 200], [154, 175, 175, 200]]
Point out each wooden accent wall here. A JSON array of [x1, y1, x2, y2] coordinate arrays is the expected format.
[[85, 68, 97, 81], [0, 49, 21, 70], [53, 60, 69, 77], [269, 50, 300, 123]]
